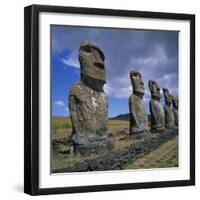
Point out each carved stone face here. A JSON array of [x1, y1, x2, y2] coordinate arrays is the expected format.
[[163, 88, 172, 106], [130, 71, 145, 97], [172, 96, 178, 109], [148, 80, 161, 101], [79, 41, 106, 84]]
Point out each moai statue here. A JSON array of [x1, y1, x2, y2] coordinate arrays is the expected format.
[[129, 71, 149, 134], [163, 88, 175, 129], [69, 41, 111, 155], [148, 80, 165, 131], [172, 96, 178, 126]]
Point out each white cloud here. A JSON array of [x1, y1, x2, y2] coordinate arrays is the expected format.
[[138, 46, 168, 66], [104, 84, 112, 96], [104, 83, 132, 98], [61, 57, 80, 69], [55, 100, 65, 107]]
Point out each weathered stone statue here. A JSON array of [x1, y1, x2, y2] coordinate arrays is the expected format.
[[129, 71, 149, 134], [163, 88, 175, 129], [69, 41, 111, 155], [148, 80, 165, 131], [172, 96, 178, 126]]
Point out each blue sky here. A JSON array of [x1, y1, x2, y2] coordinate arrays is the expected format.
[[51, 25, 178, 117]]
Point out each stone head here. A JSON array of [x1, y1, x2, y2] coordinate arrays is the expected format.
[[130, 71, 145, 98], [79, 41, 106, 90], [172, 96, 178, 109], [163, 88, 172, 106], [148, 80, 161, 101]]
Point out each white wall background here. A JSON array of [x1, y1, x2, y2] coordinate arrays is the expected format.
[[0, 0, 199, 199]]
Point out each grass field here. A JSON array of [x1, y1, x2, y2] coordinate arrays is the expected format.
[[51, 116, 129, 132], [52, 116, 72, 129], [51, 116, 131, 170], [123, 136, 178, 169], [51, 116, 178, 171], [51, 116, 130, 142]]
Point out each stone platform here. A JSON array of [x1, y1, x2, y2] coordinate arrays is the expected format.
[[52, 129, 178, 173]]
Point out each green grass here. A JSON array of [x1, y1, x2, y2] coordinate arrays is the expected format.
[[108, 119, 129, 126], [123, 136, 178, 169], [51, 116, 129, 138], [52, 116, 72, 130], [52, 116, 129, 130]]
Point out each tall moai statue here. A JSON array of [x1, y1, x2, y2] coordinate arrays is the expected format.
[[148, 80, 165, 131], [172, 96, 178, 126], [163, 88, 175, 129], [69, 41, 111, 155], [129, 71, 149, 134]]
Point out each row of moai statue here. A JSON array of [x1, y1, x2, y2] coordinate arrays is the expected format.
[[68, 41, 178, 155], [129, 71, 178, 135]]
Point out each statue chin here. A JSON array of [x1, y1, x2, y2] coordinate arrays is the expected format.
[[134, 90, 144, 98], [152, 95, 161, 101], [82, 75, 105, 91]]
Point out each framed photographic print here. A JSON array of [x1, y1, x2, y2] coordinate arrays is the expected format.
[[24, 4, 195, 195]]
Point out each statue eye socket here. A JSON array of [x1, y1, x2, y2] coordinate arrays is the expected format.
[[83, 45, 91, 52]]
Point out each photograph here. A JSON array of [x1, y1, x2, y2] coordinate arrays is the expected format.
[[51, 25, 179, 173], [24, 5, 195, 195]]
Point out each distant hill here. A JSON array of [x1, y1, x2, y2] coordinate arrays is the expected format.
[[111, 113, 151, 122], [110, 113, 130, 121], [53, 114, 151, 122]]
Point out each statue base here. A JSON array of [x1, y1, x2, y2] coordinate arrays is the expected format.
[[72, 139, 113, 156]]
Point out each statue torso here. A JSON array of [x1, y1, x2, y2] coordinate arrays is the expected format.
[[164, 105, 175, 128], [129, 94, 149, 133], [69, 82, 108, 144], [150, 99, 165, 129]]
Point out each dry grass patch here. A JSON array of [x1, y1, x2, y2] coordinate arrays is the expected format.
[[123, 136, 178, 169]]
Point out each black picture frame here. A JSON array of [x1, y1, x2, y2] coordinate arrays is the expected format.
[[24, 4, 195, 196]]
